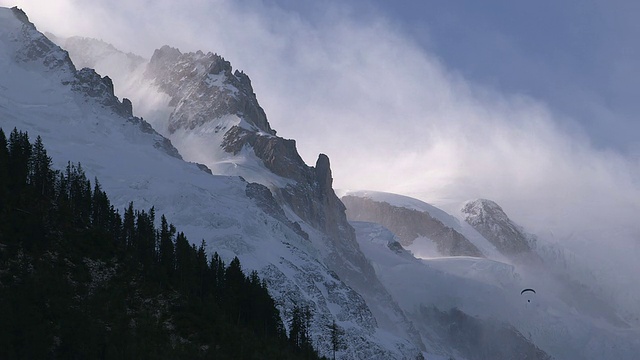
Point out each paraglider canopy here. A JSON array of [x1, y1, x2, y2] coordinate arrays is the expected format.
[[521, 288, 536, 303]]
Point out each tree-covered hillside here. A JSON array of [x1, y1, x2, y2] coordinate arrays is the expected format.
[[0, 128, 325, 359]]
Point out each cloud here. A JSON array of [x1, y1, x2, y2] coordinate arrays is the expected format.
[[3, 0, 640, 313]]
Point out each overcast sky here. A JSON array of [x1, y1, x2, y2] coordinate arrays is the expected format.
[[2, 1, 640, 280]]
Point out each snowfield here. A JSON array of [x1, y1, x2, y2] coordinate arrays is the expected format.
[[352, 220, 640, 359]]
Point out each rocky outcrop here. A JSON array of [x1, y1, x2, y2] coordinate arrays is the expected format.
[[223, 127, 303, 180], [245, 182, 309, 240], [462, 199, 541, 264], [342, 195, 484, 257], [145, 46, 274, 134]]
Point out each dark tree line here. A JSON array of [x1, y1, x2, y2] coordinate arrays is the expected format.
[[0, 128, 327, 359]]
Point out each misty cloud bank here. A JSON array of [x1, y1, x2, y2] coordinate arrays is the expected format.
[[4, 0, 639, 316]]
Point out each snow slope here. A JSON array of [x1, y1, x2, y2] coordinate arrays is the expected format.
[[352, 220, 640, 360]]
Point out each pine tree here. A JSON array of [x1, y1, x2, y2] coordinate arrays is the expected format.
[[174, 231, 194, 292], [90, 178, 110, 231], [0, 129, 327, 359], [195, 240, 208, 296], [123, 202, 135, 250], [29, 136, 54, 198], [0, 128, 9, 215], [8, 128, 30, 185], [158, 214, 175, 280], [328, 320, 345, 360], [225, 257, 246, 326], [289, 305, 303, 349], [210, 252, 225, 302]]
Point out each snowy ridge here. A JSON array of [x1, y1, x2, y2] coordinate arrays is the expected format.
[[340, 190, 461, 229], [340, 190, 506, 260]]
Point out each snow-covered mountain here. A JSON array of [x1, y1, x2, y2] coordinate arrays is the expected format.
[[49, 25, 431, 356], [342, 191, 639, 359], [0, 7, 423, 359], [4, 6, 640, 359]]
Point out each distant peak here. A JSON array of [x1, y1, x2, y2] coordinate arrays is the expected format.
[[145, 45, 274, 135], [149, 45, 182, 69], [462, 199, 505, 216], [465, 198, 500, 208], [157, 44, 182, 56], [461, 199, 511, 231], [461, 199, 538, 261]]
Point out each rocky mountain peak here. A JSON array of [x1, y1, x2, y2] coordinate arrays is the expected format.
[[462, 199, 507, 223], [462, 199, 539, 263], [149, 45, 181, 67], [145, 45, 274, 135]]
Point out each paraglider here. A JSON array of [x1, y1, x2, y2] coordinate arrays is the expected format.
[[521, 288, 536, 303]]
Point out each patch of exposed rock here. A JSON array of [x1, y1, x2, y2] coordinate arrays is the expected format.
[[342, 195, 484, 257], [245, 182, 309, 240], [461, 199, 540, 264], [145, 45, 274, 134]]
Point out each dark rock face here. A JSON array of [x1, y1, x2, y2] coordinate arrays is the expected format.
[[145, 46, 274, 135], [221, 126, 359, 260], [462, 199, 540, 263], [342, 195, 484, 257], [223, 127, 304, 180], [245, 182, 309, 241], [73, 69, 133, 118]]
